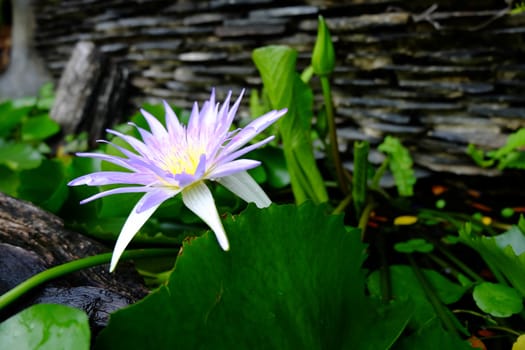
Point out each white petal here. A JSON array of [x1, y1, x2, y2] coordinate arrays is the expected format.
[[182, 182, 229, 251], [217, 171, 271, 208], [109, 193, 164, 272]]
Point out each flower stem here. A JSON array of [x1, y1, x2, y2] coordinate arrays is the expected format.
[[0, 248, 178, 311], [320, 75, 348, 194]]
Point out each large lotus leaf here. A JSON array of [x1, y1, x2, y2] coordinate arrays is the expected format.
[[368, 265, 468, 328], [96, 203, 408, 349], [0, 304, 90, 350]]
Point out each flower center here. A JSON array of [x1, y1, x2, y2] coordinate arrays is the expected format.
[[161, 146, 203, 176]]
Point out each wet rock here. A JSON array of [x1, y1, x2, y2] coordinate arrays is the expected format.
[[0, 243, 46, 294], [34, 286, 130, 330]]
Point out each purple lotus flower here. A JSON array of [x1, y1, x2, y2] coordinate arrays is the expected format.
[[69, 89, 286, 271]]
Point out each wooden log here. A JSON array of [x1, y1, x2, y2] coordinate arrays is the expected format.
[[0, 192, 148, 327], [51, 41, 129, 145]]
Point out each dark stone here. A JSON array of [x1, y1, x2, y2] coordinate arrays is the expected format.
[[0, 243, 46, 294], [249, 5, 318, 18], [215, 23, 287, 37], [34, 286, 131, 329]]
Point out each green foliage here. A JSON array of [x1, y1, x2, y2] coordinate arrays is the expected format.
[[459, 223, 525, 297], [392, 320, 472, 350], [473, 282, 523, 318], [368, 265, 468, 329], [0, 140, 43, 171], [18, 159, 70, 212], [468, 128, 525, 170], [0, 304, 90, 350], [252, 45, 328, 204], [95, 203, 410, 350], [0, 83, 64, 207], [378, 136, 416, 196], [394, 238, 434, 254], [511, 1, 525, 15]]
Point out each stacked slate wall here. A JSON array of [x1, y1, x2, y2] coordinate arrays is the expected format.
[[32, 0, 525, 174]]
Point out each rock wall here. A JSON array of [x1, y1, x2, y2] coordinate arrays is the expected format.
[[32, 0, 525, 174]]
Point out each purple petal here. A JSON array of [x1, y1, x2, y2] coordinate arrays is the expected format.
[[136, 188, 178, 213], [98, 140, 169, 178], [218, 135, 275, 164], [78, 186, 153, 205], [140, 108, 169, 139], [75, 152, 136, 172], [68, 171, 157, 187], [207, 159, 260, 179], [220, 109, 285, 155], [163, 101, 184, 138], [106, 129, 150, 157]]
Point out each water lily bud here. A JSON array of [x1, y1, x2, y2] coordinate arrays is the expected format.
[[312, 15, 335, 76]]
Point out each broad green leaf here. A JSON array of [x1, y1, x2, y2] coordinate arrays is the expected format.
[[252, 46, 296, 110], [368, 265, 468, 328], [18, 159, 69, 213], [0, 102, 32, 138], [0, 140, 43, 170], [21, 114, 60, 142], [0, 165, 19, 196], [0, 304, 90, 350], [253, 46, 327, 204], [473, 282, 523, 317], [459, 224, 525, 297], [378, 136, 416, 196], [96, 203, 408, 350]]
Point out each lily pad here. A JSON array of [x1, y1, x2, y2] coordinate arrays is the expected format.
[[473, 282, 523, 318], [394, 238, 434, 253], [96, 203, 409, 349], [0, 304, 90, 350]]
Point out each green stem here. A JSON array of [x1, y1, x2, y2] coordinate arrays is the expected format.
[[320, 75, 348, 194], [358, 200, 376, 241], [407, 254, 459, 336], [332, 191, 352, 215], [427, 253, 472, 284], [0, 248, 178, 311], [370, 157, 389, 190], [430, 239, 483, 283]]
